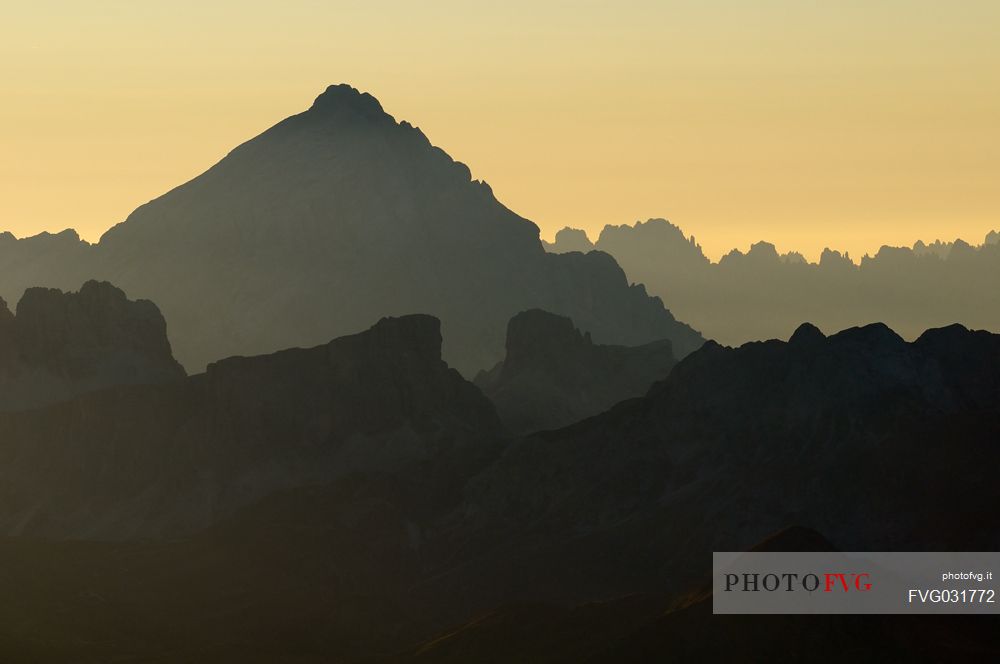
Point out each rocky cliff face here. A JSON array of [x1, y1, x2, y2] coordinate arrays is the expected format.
[[0, 314, 503, 539], [475, 309, 676, 432], [0, 280, 184, 411]]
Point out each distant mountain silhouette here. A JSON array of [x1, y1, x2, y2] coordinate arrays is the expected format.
[[541, 227, 595, 253], [0, 280, 183, 412], [474, 309, 675, 433], [546, 219, 1000, 346], [0, 231, 91, 309], [0, 86, 703, 374], [0, 313, 502, 539]]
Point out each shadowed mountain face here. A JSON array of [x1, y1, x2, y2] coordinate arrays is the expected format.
[[546, 219, 1000, 347], [474, 309, 676, 433], [0, 280, 184, 412], [444, 322, 1000, 616], [0, 314, 503, 540], [0, 86, 702, 374], [0, 317, 996, 661]]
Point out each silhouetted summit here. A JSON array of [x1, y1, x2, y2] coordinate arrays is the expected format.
[[0, 85, 703, 373], [475, 309, 676, 433], [597, 218, 709, 271], [542, 227, 595, 253], [788, 321, 825, 345], [309, 83, 388, 118], [0, 281, 183, 412], [0, 230, 91, 307]]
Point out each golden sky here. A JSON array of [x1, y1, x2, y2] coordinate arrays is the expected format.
[[2, 1, 998, 261]]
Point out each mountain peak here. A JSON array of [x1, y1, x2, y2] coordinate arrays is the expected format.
[[29, 82, 702, 375], [308, 83, 387, 120], [543, 227, 595, 254], [830, 322, 904, 347], [789, 322, 825, 345]]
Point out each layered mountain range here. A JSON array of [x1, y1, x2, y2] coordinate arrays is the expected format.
[[0, 86, 702, 375], [0, 303, 995, 660], [545, 219, 1000, 347], [0, 314, 501, 539], [2, 82, 997, 662]]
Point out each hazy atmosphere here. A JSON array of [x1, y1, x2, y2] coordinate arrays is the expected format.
[[2, 3, 1000, 661], [4, 0, 999, 260]]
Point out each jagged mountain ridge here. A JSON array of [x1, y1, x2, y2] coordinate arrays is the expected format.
[[0, 318, 996, 660], [442, 321, 1000, 614], [0, 314, 503, 539], [0, 280, 184, 412], [545, 219, 1000, 346], [0, 85, 703, 374]]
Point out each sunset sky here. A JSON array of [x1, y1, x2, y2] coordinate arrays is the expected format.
[[2, 1, 998, 261]]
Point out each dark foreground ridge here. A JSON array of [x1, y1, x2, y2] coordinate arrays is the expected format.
[[0, 318, 996, 660], [386, 528, 997, 663], [454, 322, 1000, 618]]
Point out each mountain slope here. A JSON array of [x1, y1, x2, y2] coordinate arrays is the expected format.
[[441, 322, 1000, 612], [0, 85, 703, 374], [0, 322, 996, 660], [0, 314, 503, 539]]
